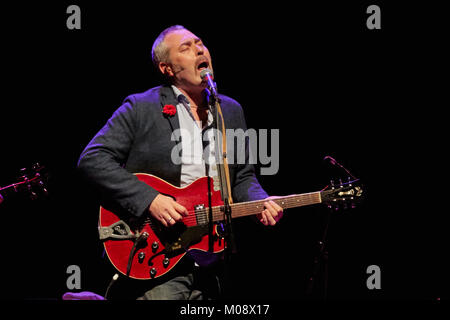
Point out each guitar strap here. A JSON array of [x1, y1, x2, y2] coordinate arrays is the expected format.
[[213, 98, 239, 260], [214, 100, 233, 204]]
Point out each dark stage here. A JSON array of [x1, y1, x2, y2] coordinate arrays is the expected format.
[[0, 1, 448, 304]]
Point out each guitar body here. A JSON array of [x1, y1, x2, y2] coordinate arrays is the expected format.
[[99, 173, 362, 280], [99, 173, 226, 280]]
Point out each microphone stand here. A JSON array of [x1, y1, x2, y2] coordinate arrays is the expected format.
[[306, 156, 359, 299], [306, 207, 331, 299], [208, 91, 235, 258]]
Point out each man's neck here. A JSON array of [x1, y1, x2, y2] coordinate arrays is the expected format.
[[177, 86, 207, 109]]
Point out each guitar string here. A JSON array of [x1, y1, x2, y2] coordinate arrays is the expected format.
[[138, 195, 321, 227], [143, 195, 320, 225], [140, 196, 320, 224]]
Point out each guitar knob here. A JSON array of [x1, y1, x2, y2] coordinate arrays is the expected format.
[[163, 257, 170, 268], [138, 251, 145, 263], [152, 241, 159, 252], [150, 268, 157, 278]]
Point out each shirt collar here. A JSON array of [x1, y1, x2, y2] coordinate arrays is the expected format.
[[171, 85, 214, 129], [171, 85, 213, 111], [171, 85, 190, 107]]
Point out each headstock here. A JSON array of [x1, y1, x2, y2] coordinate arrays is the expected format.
[[321, 178, 363, 211], [0, 163, 48, 204]]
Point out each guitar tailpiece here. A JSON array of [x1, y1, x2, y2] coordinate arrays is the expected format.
[[98, 220, 136, 241]]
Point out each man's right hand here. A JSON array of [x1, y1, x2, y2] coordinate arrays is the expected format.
[[149, 194, 189, 227]]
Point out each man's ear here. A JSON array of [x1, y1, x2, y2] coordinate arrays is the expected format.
[[159, 62, 174, 77]]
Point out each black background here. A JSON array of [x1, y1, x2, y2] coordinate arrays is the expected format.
[[0, 1, 448, 302]]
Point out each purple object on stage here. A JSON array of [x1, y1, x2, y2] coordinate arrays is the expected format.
[[62, 291, 105, 300]]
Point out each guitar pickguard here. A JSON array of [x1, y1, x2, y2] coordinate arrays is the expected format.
[[151, 221, 209, 256]]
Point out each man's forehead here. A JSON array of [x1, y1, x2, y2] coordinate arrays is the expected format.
[[165, 29, 200, 46]]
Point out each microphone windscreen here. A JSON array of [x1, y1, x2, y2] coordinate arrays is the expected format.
[[200, 68, 214, 80], [323, 155, 337, 165]]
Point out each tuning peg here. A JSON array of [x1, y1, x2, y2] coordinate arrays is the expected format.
[[32, 163, 45, 173], [27, 183, 38, 200], [342, 201, 348, 211], [330, 180, 335, 189], [328, 202, 340, 212], [19, 168, 28, 180], [38, 180, 48, 196]]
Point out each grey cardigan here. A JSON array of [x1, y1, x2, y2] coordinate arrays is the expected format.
[[77, 85, 268, 217]]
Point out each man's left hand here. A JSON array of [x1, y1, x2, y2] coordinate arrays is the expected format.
[[257, 196, 283, 226]]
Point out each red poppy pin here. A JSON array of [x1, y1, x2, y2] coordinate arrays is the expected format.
[[162, 104, 177, 117]]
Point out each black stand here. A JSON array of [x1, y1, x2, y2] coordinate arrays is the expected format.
[[306, 208, 331, 299], [206, 88, 235, 299], [208, 92, 235, 256], [307, 157, 359, 299]]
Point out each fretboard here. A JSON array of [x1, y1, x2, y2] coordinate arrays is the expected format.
[[211, 192, 322, 222]]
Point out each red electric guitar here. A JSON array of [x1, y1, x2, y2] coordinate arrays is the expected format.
[[99, 173, 363, 280]]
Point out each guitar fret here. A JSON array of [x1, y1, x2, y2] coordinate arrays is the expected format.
[[142, 191, 322, 225], [210, 192, 322, 222]]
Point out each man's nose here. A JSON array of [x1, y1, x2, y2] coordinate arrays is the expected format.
[[195, 44, 205, 55]]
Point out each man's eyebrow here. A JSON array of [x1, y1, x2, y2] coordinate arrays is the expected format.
[[179, 38, 202, 48], [178, 40, 192, 48]]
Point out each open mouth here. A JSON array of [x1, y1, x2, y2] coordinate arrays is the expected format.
[[196, 58, 209, 72]]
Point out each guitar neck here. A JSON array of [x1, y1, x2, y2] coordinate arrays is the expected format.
[[211, 192, 322, 222]]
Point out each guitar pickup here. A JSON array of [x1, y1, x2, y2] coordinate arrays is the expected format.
[[98, 220, 137, 241]]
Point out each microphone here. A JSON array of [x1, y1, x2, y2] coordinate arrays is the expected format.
[[323, 155, 358, 180], [200, 68, 218, 98], [323, 155, 337, 166]]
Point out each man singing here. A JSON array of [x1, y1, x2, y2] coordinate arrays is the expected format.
[[77, 25, 283, 300]]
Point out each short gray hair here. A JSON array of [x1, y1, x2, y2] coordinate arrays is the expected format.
[[151, 25, 186, 69]]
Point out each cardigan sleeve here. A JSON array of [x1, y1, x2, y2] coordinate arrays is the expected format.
[[77, 96, 159, 217]]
